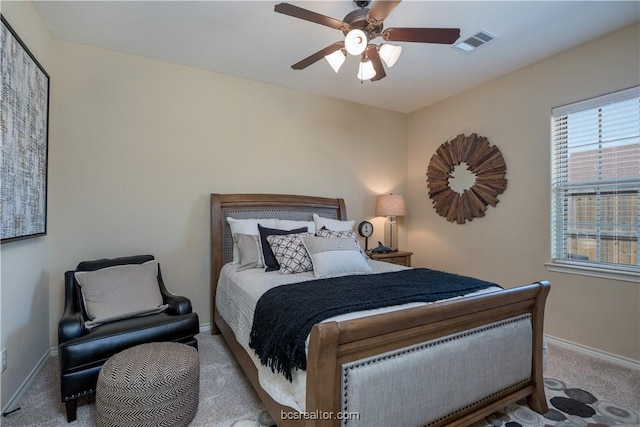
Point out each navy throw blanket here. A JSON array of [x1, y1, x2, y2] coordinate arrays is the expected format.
[[249, 268, 500, 381]]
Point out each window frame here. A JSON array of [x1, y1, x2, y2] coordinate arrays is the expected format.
[[547, 86, 639, 283]]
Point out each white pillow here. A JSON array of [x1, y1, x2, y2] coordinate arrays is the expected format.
[[74, 260, 168, 329], [302, 236, 373, 279], [266, 232, 313, 274], [227, 217, 277, 263], [276, 219, 316, 234], [313, 213, 355, 232]]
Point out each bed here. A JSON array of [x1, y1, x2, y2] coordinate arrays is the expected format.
[[210, 193, 550, 427]]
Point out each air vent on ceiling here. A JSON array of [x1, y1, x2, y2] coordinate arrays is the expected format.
[[454, 30, 497, 52]]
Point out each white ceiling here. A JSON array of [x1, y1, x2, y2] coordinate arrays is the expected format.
[[32, 1, 639, 113]]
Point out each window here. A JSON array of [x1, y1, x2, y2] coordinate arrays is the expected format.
[[550, 86, 639, 281]]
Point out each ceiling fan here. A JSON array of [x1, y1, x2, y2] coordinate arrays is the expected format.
[[274, 0, 460, 82]]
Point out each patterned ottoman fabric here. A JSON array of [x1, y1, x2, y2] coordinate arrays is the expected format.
[[96, 342, 199, 427]]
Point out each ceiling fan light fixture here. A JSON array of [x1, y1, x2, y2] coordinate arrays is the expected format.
[[275, 1, 462, 83], [345, 29, 368, 55], [379, 44, 402, 67], [325, 49, 346, 73], [357, 58, 376, 81]]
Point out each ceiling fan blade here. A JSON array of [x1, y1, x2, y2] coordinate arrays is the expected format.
[[366, 46, 386, 82], [274, 3, 348, 31], [366, 0, 402, 25], [291, 41, 345, 70], [382, 27, 460, 44]]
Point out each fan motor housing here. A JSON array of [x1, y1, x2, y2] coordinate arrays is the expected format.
[[343, 8, 383, 36]]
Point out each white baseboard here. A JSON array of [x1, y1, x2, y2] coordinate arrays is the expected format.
[[545, 334, 640, 371], [1, 350, 51, 417]]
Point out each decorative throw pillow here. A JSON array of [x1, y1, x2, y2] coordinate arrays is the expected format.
[[227, 217, 277, 263], [74, 260, 168, 329], [258, 224, 308, 271], [276, 219, 316, 234], [233, 233, 264, 271], [313, 213, 355, 232], [316, 228, 369, 261], [267, 233, 313, 274], [302, 236, 373, 278]]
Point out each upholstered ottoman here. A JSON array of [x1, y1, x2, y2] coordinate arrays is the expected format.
[[96, 342, 199, 427]]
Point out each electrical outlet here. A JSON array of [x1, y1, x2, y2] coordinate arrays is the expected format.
[[2, 348, 7, 372]]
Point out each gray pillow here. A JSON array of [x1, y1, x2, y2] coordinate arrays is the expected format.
[[316, 228, 369, 261], [234, 233, 264, 271], [74, 260, 167, 328], [302, 236, 373, 278]]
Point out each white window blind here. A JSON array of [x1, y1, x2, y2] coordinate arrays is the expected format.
[[551, 86, 639, 274]]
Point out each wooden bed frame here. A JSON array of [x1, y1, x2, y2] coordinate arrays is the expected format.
[[210, 193, 550, 427]]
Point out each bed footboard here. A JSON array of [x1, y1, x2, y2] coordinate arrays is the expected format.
[[305, 281, 550, 427], [342, 315, 532, 426]]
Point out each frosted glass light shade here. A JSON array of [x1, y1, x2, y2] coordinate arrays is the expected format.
[[357, 59, 376, 80], [345, 29, 367, 55], [325, 50, 346, 73], [379, 44, 402, 67]]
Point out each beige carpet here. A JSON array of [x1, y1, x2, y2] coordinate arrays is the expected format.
[[1, 333, 638, 426], [2, 334, 266, 427]]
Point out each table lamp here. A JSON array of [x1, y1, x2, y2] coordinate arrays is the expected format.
[[375, 194, 406, 251]]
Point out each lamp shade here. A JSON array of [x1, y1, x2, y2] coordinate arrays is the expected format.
[[375, 194, 406, 217], [345, 29, 367, 55], [357, 58, 376, 81], [325, 49, 346, 73], [379, 44, 402, 68]]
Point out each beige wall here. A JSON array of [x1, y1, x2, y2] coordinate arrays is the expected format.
[[407, 23, 640, 360], [0, 0, 52, 410], [1, 0, 638, 411], [47, 40, 408, 345]]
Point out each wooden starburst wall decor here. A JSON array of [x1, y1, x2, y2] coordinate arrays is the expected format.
[[426, 133, 507, 224]]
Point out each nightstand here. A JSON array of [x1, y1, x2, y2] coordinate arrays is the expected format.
[[368, 250, 413, 267]]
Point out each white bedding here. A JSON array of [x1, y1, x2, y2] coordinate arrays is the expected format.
[[215, 260, 503, 412]]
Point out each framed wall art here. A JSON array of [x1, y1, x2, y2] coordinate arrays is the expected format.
[[1, 15, 50, 243]]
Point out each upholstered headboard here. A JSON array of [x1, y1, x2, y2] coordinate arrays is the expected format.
[[209, 193, 347, 329]]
